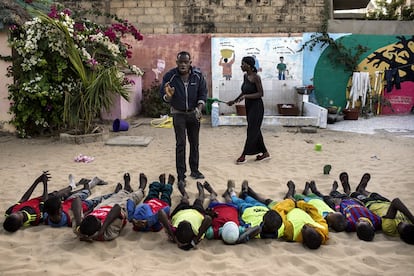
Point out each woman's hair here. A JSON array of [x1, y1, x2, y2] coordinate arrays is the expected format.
[[79, 215, 101, 236], [3, 214, 22, 232], [242, 56, 257, 73]]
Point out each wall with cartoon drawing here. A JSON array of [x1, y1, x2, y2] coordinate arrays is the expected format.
[[211, 36, 304, 115], [302, 33, 414, 115], [126, 33, 413, 117]]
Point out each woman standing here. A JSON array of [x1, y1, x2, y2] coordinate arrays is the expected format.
[[227, 56, 270, 164]]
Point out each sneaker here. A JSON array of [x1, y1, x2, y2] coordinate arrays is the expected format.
[[190, 171, 205, 179], [236, 156, 247, 164], [255, 153, 271, 162]]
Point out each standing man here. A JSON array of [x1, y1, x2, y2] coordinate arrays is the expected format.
[[160, 51, 208, 185]]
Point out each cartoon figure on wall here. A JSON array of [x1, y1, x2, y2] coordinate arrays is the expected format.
[[152, 58, 166, 80], [219, 49, 235, 80], [277, 56, 287, 80]]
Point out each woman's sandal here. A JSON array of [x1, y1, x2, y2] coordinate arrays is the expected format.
[[255, 153, 271, 162], [236, 156, 247, 164]]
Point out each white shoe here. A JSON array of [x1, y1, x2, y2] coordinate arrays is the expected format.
[[69, 174, 76, 191]]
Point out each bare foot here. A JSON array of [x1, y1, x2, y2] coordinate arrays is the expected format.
[[178, 180, 189, 199], [139, 173, 147, 190], [331, 180, 339, 193], [114, 183, 122, 193], [197, 181, 205, 198], [302, 181, 310, 195], [203, 181, 218, 199], [222, 180, 235, 197], [124, 173, 133, 192], [167, 174, 175, 186], [287, 180, 295, 193], [159, 173, 166, 185]]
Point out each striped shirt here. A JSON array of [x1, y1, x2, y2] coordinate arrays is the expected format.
[[340, 199, 382, 232]]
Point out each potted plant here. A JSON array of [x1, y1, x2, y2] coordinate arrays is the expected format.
[[6, 5, 143, 137]]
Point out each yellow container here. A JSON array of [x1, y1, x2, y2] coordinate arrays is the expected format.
[[220, 49, 234, 59]]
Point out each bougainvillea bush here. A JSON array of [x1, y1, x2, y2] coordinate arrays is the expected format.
[[7, 4, 143, 137]]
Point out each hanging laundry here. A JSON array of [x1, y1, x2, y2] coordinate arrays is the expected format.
[[347, 72, 371, 109], [384, 68, 401, 92]]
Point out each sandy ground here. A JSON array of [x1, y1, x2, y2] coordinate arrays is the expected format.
[[0, 116, 413, 276]]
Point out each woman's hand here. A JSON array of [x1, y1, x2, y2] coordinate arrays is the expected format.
[[227, 100, 235, 106]]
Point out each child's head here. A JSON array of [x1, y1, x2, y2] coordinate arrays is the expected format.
[[398, 222, 414, 245], [79, 215, 101, 237], [44, 196, 62, 224], [356, 218, 375, 241], [301, 224, 323, 249], [3, 213, 23, 232], [260, 210, 282, 238], [326, 212, 347, 232], [176, 221, 195, 246]]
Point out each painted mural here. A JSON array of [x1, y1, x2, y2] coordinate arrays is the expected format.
[[303, 33, 414, 115], [211, 36, 304, 115], [121, 33, 413, 116], [211, 36, 303, 82]]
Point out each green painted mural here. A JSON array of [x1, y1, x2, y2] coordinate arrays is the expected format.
[[311, 34, 414, 114]]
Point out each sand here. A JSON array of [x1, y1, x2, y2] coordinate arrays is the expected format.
[[0, 119, 413, 276]]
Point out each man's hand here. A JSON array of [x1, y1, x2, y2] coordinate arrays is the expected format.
[[195, 107, 202, 121], [165, 82, 175, 98]]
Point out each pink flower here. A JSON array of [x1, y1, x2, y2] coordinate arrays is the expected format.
[[74, 22, 85, 32], [125, 49, 132, 58], [104, 28, 117, 42], [62, 8, 72, 16], [87, 58, 98, 70], [48, 5, 59, 19]]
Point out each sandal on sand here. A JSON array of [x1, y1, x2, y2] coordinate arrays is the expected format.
[[339, 172, 351, 194], [255, 153, 271, 162], [236, 156, 247, 164], [356, 173, 371, 192]]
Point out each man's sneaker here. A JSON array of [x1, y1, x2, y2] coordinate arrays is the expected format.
[[190, 171, 205, 179]]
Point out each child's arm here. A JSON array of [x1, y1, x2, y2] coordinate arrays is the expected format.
[[194, 215, 212, 244], [20, 171, 50, 202]]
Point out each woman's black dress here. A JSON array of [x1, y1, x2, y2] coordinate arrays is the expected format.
[[241, 74, 268, 155]]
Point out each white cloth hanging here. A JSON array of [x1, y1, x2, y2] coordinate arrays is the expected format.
[[347, 72, 371, 109]]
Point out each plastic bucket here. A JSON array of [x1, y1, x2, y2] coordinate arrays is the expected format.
[[113, 119, 129, 132]]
